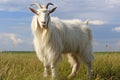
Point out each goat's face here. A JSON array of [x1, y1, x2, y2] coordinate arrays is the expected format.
[[36, 9, 50, 28], [29, 3, 57, 29]]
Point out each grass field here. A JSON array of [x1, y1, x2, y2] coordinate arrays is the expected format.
[[0, 52, 120, 80]]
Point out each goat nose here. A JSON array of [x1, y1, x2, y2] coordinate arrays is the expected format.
[[41, 21, 46, 24]]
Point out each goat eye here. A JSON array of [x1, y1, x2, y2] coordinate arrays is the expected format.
[[35, 11, 39, 15], [36, 11, 40, 14], [47, 13, 50, 16]]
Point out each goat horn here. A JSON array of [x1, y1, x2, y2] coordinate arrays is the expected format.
[[30, 3, 42, 9], [45, 3, 54, 9]]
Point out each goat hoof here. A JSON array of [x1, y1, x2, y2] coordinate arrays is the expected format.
[[52, 77, 59, 80], [67, 73, 75, 79], [43, 72, 49, 77]]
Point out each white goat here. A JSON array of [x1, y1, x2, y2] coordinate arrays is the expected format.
[[29, 2, 94, 80]]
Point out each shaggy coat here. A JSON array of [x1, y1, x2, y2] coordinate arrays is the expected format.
[[30, 3, 94, 78], [31, 16, 94, 65]]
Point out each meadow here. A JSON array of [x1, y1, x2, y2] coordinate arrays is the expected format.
[[0, 52, 120, 80]]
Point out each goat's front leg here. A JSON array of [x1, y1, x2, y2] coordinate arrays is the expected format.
[[50, 55, 60, 80], [51, 64, 58, 80], [43, 64, 50, 77], [43, 57, 50, 77]]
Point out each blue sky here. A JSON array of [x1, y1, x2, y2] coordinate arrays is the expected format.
[[0, 0, 120, 51]]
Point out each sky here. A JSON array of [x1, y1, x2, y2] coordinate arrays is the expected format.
[[0, 0, 120, 51]]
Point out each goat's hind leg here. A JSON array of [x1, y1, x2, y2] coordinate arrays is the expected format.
[[67, 54, 80, 79], [86, 61, 93, 77], [82, 57, 93, 78]]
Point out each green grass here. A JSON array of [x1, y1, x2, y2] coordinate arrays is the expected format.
[[0, 52, 120, 80]]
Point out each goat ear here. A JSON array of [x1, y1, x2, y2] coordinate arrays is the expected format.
[[29, 7, 37, 14], [49, 7, 57, 13], [32, 16, 39, 31]]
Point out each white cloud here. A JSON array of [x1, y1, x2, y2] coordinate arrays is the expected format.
[[0, 0, 33, 11], [0, 33, 23, 45], [89, 20, 106, 25], [105, 0, 120, 8], [112, 27, 120, 32], [0, 0, 58, 11]]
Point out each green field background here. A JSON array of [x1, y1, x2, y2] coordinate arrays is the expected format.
[[0, 52, 120, 80]]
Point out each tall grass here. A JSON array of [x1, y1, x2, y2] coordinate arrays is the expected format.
[[0, 52, 120, 80]]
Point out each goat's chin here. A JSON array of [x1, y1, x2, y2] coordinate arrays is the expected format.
[[41, 25, 48, 29]]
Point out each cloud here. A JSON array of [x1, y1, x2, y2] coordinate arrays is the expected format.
[[89, 20, 106, 25], [0, 0, 33, 11], [0, 0, 58, 11], [0, 33, 23, 45], [112, 27, 120, 32], [105, 0, 120, 8], [0, 0, 120, 23]]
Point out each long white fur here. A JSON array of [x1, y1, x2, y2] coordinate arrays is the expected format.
[[31, 16, 94, 79]]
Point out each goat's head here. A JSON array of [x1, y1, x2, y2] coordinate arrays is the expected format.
[[29, 3, 57, 29]]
